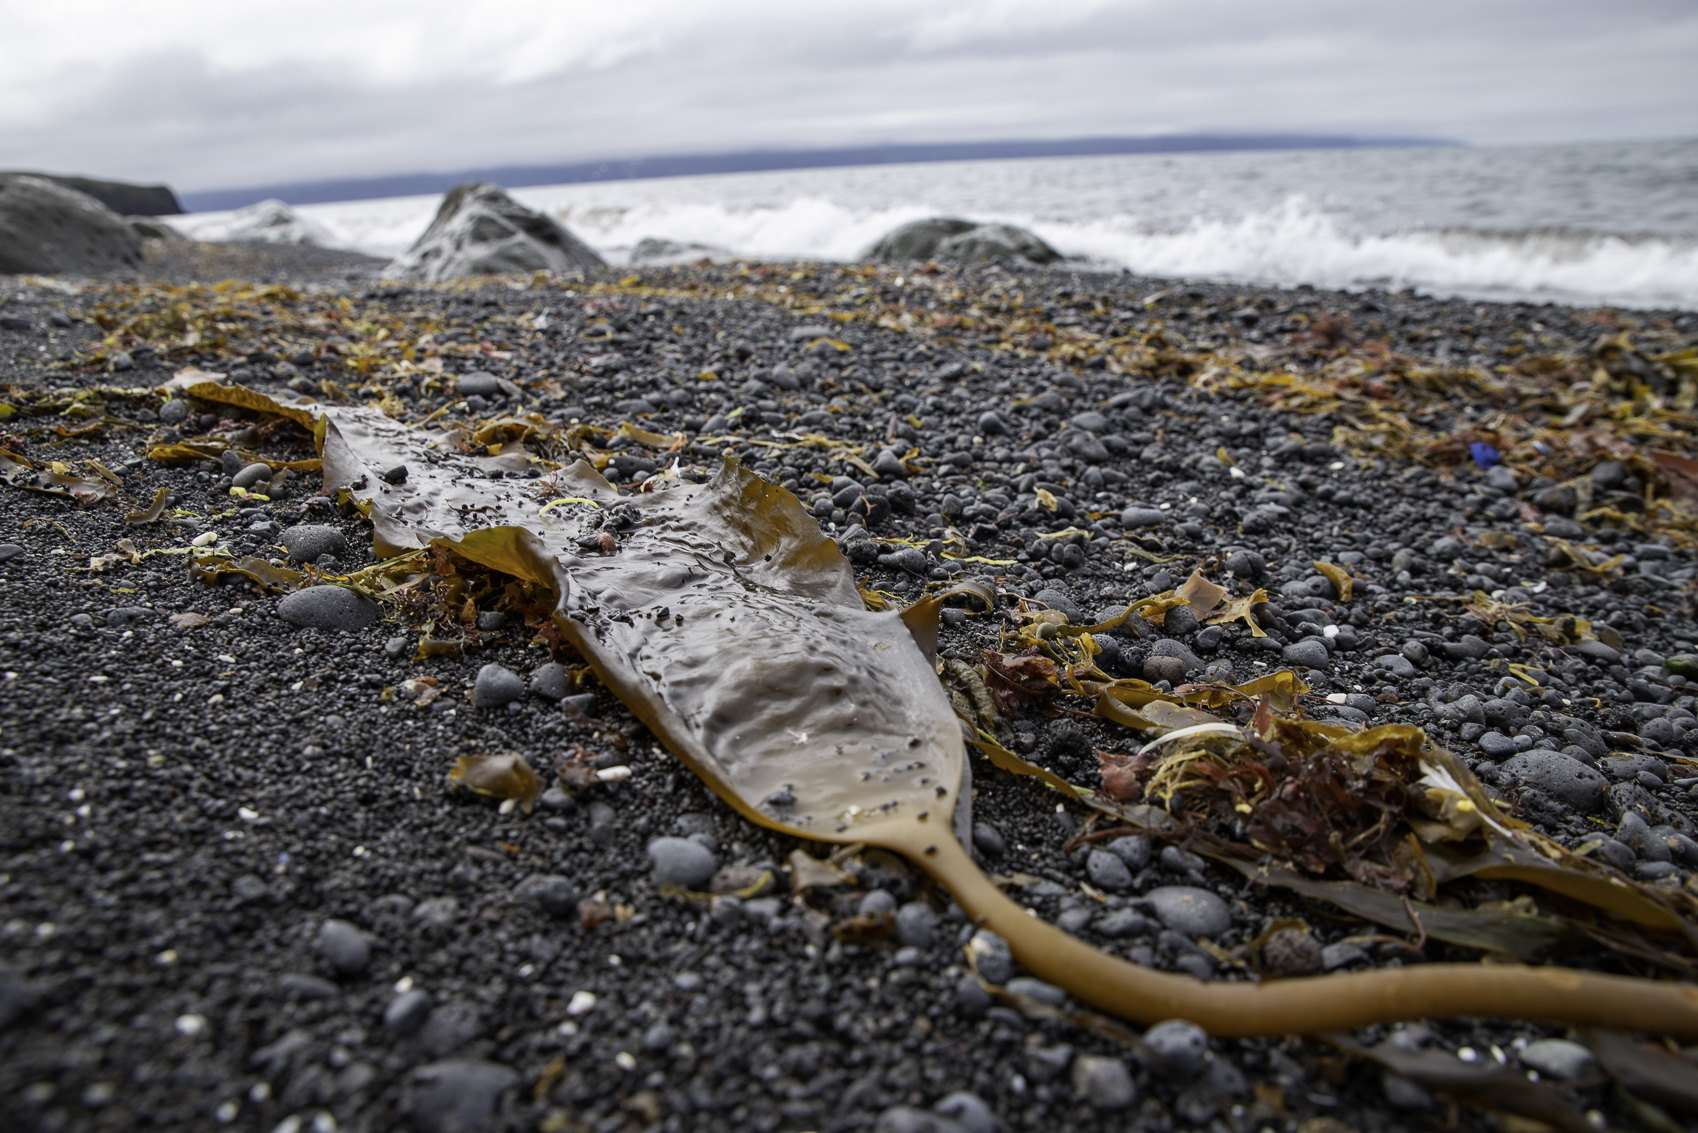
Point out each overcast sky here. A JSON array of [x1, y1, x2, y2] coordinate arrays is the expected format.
[[3, 0, 1695, 192]]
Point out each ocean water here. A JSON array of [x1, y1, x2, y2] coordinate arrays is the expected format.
[[171, 139, 1698, 310]]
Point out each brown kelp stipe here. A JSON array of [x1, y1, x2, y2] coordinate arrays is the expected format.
[[183, 378, 1698, 1040]]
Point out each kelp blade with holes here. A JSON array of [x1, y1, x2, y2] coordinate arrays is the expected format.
[[188, 380, 1698, 1040]]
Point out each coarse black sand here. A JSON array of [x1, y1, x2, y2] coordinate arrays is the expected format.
[[3, 242, 1698, 1133]]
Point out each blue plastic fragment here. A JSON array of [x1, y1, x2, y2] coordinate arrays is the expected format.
[[1470, 441, 1501, 468]]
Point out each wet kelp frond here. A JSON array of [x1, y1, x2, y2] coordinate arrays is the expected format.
[[176, 378, 1698, 1041]]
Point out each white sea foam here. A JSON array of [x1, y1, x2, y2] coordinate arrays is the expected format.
[[171, 142, 1698, 310]]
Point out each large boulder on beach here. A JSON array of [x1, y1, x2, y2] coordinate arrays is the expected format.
[[866, 216, 1061, 266], [35, 174, 181, 217], [388, 182, 604, 282], [0, 174, 143, 275]]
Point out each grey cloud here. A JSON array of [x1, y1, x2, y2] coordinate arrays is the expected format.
[[3, 0, 1693, 193]]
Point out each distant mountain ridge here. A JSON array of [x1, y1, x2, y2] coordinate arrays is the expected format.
[[180, 133, 1457, 213]]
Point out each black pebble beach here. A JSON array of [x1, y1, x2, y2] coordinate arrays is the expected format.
[[3, 240, 1698, 1133]]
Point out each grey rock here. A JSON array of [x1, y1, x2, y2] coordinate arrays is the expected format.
[[1142, 886, 1231, 937], [416, 1000, 485, 1058], [1164, 606, 1200, 637], [528, 661, 569, 701], [1072, 1054, 1136, 1109], [954, 975, 992, 1018], [277, 972, 338, 1000], [1120, 506, 1167, 528], [104, 606, 155, 627], [1006, 977, 1066, 1006], [1106, 835, 1152, 870], [873, 1107, 968, 1133], [1143, 655, 1187, 684], [278, 586, 380, 630], [472, 663, 524, 708], [1322, 940, 1369, 970], [1086, 849, 1133, 892], [316, 919, 371, 978], [972, 822, 1007, 858], [872, 449, 910, 480], [0, 174, 143, 275], [280, 524, 347, 564], [1262, 927, 1325, 976], [512, 873, 575, 917], [1094, 908, 1149, 938], [1282, 639, 1330, 669], [932, 1092, 998, 1133], [413, 897, 460, 933], [1478, 731, 1519, 757], [1150, 638, 1203, 672], [1503, 750, 1608, 812], [1438, 634, 1491, 661], [388, 182, 604, 282], [646, 837, 717, 889], [895, 902, 936, 949], [384, 990, 433, 1035], [1143, 1019, 1210, 1076], [407, 1059, 518, 1133], [158, 400, 190, 425], [1519, 1038, 1594, 1080], [866, 216, 1061, 265], [968, 930, 1013, 985], [859, 889, 898, 916], [456, 372, 501, 397], [1025, 1043, 1075, 1081], [231, 462, 272, 490], [1436, 693, 1486, 725], [204, 198, 335, 246], [1574, 639, 1622, 665], [1376, 652, 1417, 678], [1033, 587, 1082, 622]]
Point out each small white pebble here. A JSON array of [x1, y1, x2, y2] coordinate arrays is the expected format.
[[1228, 466, 1246, 480], [615, 1051, 637, 1071], [237, 807, 259, 822], [1323, 624, 1339, 638], [566, 990, 597, 1016], [1457, 1046, 1479, 1062], [175, 1013, 207, 1037], [1325, 692, 1348, 704], [191, 531, 217, 547], [157, 949, 179, 965], [394, 976, 414, 993], [595, 766, 632, 782], [215, 1100, 239, 1123], [1329, 461, 1346, 470], [68, 788, 86, 803]]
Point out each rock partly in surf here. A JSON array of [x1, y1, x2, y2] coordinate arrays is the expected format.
[[866, 216, 1061, 266], [388, 182, 605, 281]]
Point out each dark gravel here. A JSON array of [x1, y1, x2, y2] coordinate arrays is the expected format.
[[2, 248, 1697, 1133]]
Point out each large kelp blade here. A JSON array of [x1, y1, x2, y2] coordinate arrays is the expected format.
[[193, 380, 964, 844], [185, 380, 1698, 1042]]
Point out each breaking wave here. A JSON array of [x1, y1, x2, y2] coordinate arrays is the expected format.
[[174, 182, 1698, 311]]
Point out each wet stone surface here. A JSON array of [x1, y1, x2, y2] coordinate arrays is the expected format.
[[0, 253, 1695, 1131]]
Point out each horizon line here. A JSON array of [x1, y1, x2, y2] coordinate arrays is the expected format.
[[178, 131, 1459, 213]]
